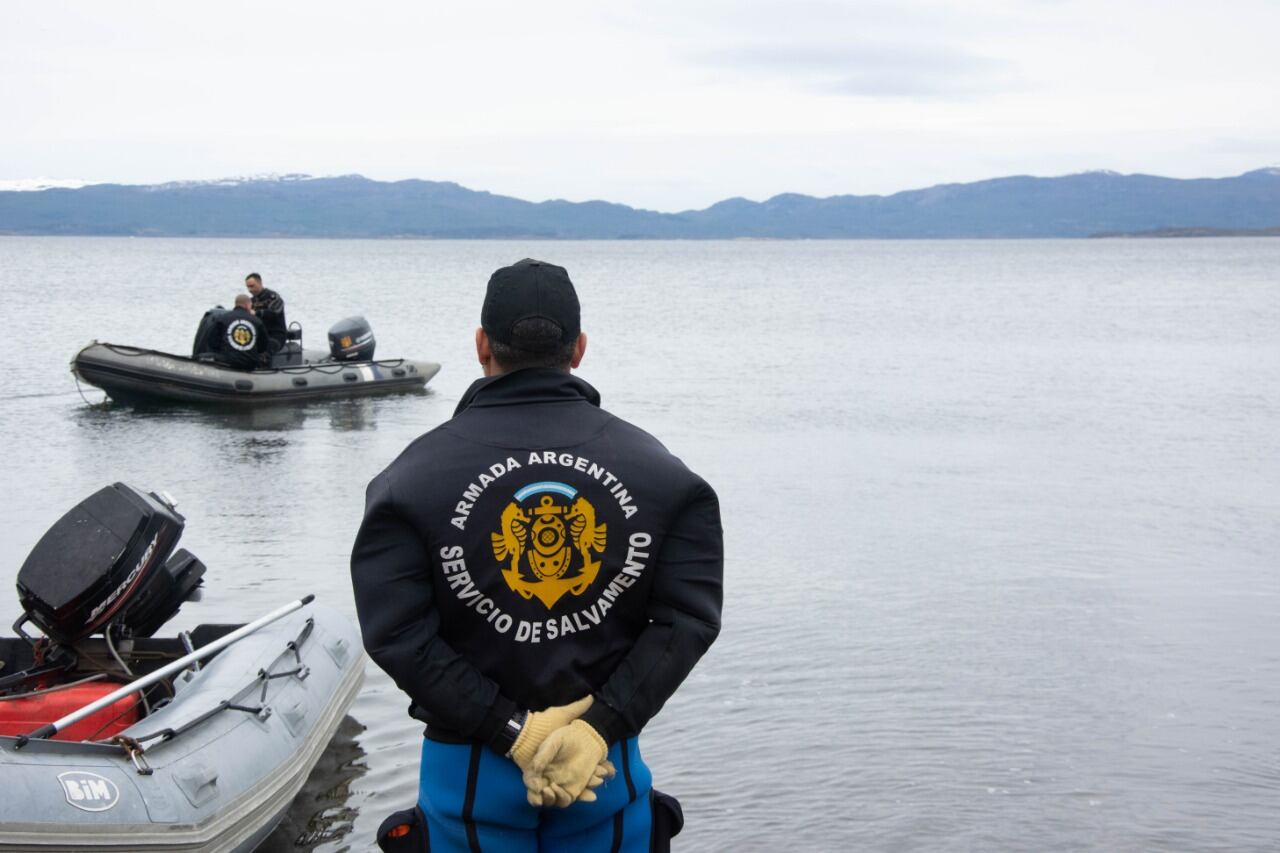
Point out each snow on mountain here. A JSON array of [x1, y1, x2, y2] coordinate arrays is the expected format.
[[0, 174, 338, 192], [0, 178, 89, 191], [144, 173, 323, 191]]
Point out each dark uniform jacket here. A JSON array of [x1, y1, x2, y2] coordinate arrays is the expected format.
[[191, 307, 229, 358], [216, 307, 268, 370], [250, 288, 287, 351], [351, 368, 723, 749]]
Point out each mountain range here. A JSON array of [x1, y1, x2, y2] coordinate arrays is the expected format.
[[1, 169, 1278, 239]]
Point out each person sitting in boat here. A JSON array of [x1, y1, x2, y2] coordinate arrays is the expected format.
[[191, 306, 229, 359], [215, 294, 269, 370], [245, 273, 287, 352]]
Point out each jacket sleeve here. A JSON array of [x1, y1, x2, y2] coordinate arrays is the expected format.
[[350, 472, 517, 746], [254, 317, 270, 360], [581, 476, 724, 743]]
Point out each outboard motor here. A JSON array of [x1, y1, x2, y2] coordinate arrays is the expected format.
[[16, 483, 205, 646], [328, 316, 376, 361]]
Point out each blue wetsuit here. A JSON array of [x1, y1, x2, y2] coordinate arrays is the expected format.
[[417, 737, 651, 852]]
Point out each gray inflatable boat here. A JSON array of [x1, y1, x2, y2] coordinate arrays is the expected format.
[[0, 605, 364, 851], [73, 342, 440, 406], [0, 484, 366, 851]]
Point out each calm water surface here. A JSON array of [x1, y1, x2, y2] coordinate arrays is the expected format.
[[0, 237, 1277, 851]]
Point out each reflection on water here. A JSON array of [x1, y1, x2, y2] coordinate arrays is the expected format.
[[326, 399, 382, 433], [237, 435, 292, 465], [259, 715, 369, 852], [72, 394, 422, 434]]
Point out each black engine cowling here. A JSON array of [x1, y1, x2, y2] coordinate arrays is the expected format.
[[328, 316, 376, 361], [16, 483, 205, 644]]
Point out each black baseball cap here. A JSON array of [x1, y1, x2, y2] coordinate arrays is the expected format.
[[481, 259, 580, 350]]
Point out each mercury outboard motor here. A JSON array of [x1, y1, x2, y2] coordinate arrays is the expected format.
[[15, 483, 205, 646], [327, 316, 376, 361]]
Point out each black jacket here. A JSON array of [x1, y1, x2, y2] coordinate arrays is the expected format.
[[216, 307, 268, 369], [351, 369, 723, 748], [250, 288, 287, 350], [191, 307, 229, 358]]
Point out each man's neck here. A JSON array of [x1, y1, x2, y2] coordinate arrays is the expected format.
[[485, 364, 570, 378]]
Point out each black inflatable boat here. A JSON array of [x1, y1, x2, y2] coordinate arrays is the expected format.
[[72, 316, 440, 406]]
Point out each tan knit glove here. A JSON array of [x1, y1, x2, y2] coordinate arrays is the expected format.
[[508, 696, 593, 771], [522, 719, 614, 808]]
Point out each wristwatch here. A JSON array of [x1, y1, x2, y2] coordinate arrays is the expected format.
[[501, 709, 528, 757]]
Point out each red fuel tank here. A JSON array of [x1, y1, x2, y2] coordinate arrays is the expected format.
[[0, 681, 140, 741]]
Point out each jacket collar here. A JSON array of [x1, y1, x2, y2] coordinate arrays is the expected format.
[[454, 368, 601, 416]]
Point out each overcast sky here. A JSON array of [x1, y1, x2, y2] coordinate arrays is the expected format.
[[2, 0, 1277, 210]]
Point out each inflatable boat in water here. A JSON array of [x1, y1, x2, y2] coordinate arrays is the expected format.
[[0, 483, 365, 851], [73, 315, 440, 405]]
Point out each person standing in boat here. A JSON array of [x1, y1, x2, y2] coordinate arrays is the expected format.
[[244, 272, 287, 352], [351, 259, 723, 852], [215, 294, 269, 370]]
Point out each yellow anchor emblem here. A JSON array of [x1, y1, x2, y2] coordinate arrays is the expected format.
[[491, 492, 607, 610]]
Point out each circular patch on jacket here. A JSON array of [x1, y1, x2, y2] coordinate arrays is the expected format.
[[227, 319, 256, 351], [444, 451, 651, 642], [491, 483, 606, 609]]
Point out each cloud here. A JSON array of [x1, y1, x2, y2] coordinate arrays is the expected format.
[[693, 41, 1015, 98]]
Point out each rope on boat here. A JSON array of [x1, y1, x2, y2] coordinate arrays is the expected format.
[[110, 734, 153, 775], [105, 628, 150, 716], [14, 598, 314, 749], [95, 342, 411, 374], [72, 372, 107, 407], [100, 617, 317, 770], [0, 673, 108, 701]]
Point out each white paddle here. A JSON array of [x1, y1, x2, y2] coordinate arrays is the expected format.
[[15, 594, 315, 747]]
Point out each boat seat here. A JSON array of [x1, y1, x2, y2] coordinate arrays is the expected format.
[[270, 342, 304, 368]]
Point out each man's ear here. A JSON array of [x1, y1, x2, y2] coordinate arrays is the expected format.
[[569, 332, 587, 369], [476, 327, 495, 375]]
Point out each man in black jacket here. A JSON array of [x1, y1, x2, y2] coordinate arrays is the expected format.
[[244, 272, 287, 351], [213, 294, 268, 370], [351, 259, 723, 852]]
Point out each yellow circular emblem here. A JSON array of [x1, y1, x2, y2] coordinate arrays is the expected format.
[[490, 487, 608, 610], [226, 319, 257, 351]]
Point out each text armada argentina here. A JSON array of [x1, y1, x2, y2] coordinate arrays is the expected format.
[[451, 451, 639, 531]]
